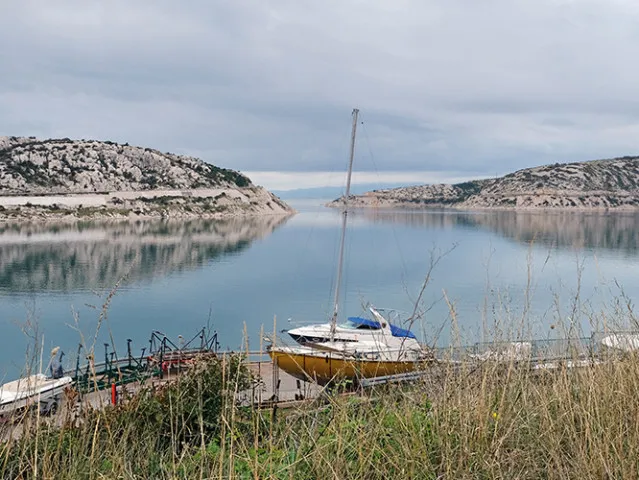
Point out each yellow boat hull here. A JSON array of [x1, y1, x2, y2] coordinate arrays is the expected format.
[[268, 348, 422, 385]]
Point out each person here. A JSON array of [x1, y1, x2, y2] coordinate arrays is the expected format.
[[49, 347, 65, 379]]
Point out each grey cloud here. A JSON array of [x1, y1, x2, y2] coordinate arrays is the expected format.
[[1, 0, 639, 177]]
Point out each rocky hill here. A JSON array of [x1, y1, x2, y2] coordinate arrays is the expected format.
[[329, 156, 639, 210], [0, 136, 293, 220]]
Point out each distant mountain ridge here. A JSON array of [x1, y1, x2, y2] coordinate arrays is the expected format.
[[273, 183, 409, 199], [328, 156, 639, 210], [0, 136, 293, 220]]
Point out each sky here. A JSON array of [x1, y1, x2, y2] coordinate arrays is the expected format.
[[1, 1, 639, 190]]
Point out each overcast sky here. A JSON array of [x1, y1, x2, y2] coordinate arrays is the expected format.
[[2, 1, 639, 190]]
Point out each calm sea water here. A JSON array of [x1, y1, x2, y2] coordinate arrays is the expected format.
[[2, 200, 639, 377]]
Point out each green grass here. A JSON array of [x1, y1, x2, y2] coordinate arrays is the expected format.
[[4, 349, 639, 478]]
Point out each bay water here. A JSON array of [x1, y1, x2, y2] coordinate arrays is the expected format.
[[1, 200, 639, 378]]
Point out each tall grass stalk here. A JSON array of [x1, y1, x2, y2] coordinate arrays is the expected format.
[[4, 334, 639, 478]]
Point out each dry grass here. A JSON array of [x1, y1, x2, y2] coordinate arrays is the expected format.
[[2, 346, 639, 478]]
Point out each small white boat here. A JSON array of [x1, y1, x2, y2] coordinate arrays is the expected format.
[[469, 341, 532, 362], [533, 359, 603, 370], [601, 333, 639, 352], [0, 373, 72, 417]]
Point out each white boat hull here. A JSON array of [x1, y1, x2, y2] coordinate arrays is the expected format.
[[0, 374, 72, 416], [601, 333, 639, 352]]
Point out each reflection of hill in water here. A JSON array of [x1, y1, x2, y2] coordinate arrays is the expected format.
[[0, 216, 290, 292], [351, 209, 639, 252]]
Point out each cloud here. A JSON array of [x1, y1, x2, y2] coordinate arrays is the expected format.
[[1, 0, 639, 182]]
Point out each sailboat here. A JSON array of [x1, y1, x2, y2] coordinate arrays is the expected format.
[[267, 108, 430, 385], [285, 307, 418, 346]]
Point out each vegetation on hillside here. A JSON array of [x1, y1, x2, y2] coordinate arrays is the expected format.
[[334, 157, 639, 209], [0, 136, 251, 194]]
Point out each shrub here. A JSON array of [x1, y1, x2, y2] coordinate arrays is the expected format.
[[0, 355, 252, 478]]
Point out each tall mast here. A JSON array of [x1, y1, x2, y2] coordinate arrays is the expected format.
[[330, 108, 359, 341]]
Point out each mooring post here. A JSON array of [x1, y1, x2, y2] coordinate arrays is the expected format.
[[139, 347, 146, 369], [158, 340, 164, 380], [104, 343, 110, 380], [74, 344, 82, 384], [127, 339, 132, 368]]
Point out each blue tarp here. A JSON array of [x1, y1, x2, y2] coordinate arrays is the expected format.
[[347, 316, 417, 339]]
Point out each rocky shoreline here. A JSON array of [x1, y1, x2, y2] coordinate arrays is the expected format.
[[0, 136, 294, 222], [328, 156, 639, 211], [329, 195, 639, 212], [0, 187, 294, 223]]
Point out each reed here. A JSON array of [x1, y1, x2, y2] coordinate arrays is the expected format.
[[3, 340, 639, 478]]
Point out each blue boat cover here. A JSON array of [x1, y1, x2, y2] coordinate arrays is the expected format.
[[347, 316, 417, 339]]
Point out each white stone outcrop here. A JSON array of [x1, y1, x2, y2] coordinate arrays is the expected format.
[[0, 136, 253, 194], [0, 136, 294, 221], [328, 157, 639, 211]]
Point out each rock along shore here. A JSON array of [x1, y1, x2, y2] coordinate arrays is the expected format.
[[327, 156, 639, 211], [0, 136, 294, 222]]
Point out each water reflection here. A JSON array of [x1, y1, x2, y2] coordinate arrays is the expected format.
[[0, 216, 291, 293], [349, 209, 639, 253]]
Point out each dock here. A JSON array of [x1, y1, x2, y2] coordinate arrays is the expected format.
[[2, 327, 638, 442]]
